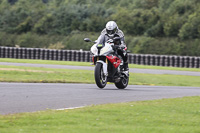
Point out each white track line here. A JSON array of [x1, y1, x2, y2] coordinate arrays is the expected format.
[[56, 106, 85, 111]]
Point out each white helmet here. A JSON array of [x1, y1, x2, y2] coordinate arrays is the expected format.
[[106, 21, 118, 36]]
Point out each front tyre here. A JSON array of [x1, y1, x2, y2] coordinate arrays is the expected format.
[[115, 74, 129, 89], [95, 63, 107, 88]]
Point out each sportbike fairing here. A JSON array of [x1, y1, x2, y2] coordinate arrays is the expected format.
[[91, 35, 114, 56]]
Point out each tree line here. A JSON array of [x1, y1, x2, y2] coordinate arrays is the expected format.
[[0, 0, 200, 56]]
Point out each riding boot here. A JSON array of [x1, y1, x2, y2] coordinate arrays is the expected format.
[[123, 62, 129, 71]]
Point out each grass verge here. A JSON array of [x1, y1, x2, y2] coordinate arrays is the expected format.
[[1, 58, 200, 72], [0, 65, 200, 87], [0, 96, 200, 133]]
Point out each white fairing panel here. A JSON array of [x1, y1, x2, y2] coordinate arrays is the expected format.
[[91, 44, 98, 55], [91, 42, 114, 56], [100, 43, 113, 55]]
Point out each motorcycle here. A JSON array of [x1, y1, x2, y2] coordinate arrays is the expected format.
[[84, 37, 129, 89]]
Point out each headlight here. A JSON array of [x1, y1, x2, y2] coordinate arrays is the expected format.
[[100, 47, 109, 55]]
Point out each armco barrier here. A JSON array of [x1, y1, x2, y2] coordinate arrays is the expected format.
[[0, 46, 200, 68]]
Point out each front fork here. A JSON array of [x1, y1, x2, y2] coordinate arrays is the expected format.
[[94, 56, 108, 76]]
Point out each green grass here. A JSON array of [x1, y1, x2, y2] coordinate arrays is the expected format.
[[0, 58, 91, 66], [1, 58, 200, 72], [132, 73, 200, 87], [0, 96, 200, 133], [0, 65, 94, 84], [1, 65, 200, 87]]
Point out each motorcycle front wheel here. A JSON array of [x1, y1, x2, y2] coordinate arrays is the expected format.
[[94, 63, 107, 88]]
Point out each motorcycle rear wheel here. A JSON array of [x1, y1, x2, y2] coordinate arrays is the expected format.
[[115, 75, 129, 89], [95, 63, 107, 88]]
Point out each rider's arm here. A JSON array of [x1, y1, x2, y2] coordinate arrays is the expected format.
[[120, 37, 127, 49], [96, 34, 106, 45], [117, 29, 126, 47]]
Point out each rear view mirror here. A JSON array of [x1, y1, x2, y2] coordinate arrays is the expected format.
[[84, 38, 92, 42]]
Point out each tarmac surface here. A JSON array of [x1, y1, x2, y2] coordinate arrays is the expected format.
[[1, 83, 200, 114]]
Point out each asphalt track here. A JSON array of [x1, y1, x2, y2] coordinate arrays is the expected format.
[[1, 62, 200, 76], [1, 83, 200, 115]]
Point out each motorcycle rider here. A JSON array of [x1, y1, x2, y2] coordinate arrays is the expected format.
[[96, 21, 129, 71]]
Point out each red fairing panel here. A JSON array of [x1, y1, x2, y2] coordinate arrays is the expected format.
[[92, 56, 94, 63], [106, 56, 121, 68]]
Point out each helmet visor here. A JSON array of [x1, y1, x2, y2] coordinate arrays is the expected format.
[[106, 27, 117, 35]]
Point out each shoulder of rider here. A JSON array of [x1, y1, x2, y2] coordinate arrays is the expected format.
[[117, 29, 126, 46], [101, 28, 107, 35], [116, 29, 124, 38]]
